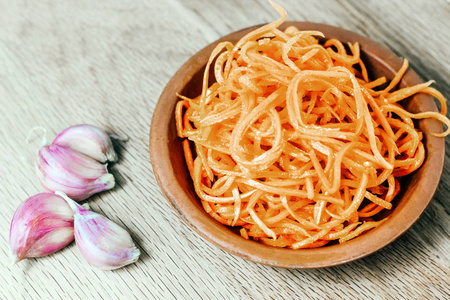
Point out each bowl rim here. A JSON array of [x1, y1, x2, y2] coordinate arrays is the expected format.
[[149, 21, 445, 269]]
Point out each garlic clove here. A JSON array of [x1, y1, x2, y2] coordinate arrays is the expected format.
[[37, 145, 115, 201], [56, 191, 140, 270], [52, 124, 118, 163], [9, 193, 74, 263]]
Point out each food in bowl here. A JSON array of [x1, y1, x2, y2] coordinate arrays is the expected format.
[[172, 3, 449, 250]]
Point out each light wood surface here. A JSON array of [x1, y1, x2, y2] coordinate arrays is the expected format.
[[1, 0, 449, 299]]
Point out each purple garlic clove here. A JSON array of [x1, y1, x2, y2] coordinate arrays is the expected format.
[[9, 193, 75, 263], [37, 145, 115, 201], [53, 124, 118, 163], [56, 192, 140, 270]]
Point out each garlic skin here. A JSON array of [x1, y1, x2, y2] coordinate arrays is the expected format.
[[56, 192, 140, 270], [52, 124, 118, 163], [37, 145, 115, 201], [9, 193, 74, 263]]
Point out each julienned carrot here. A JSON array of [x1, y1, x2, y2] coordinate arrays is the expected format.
[[393, 142, 425, 177], [175, 100, 189, 138], [201, 200, 246, 226], [174, 2, 450, 249], [359, 178, 401, 218], [182, 140, 195, 178]]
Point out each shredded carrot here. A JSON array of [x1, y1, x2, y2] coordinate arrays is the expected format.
[[175, 100, 190, 138], [175, 3, 449, 249], [182, 140, 194, 178]]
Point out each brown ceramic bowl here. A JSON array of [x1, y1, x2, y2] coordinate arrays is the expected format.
[[149, 22, 445, 268]]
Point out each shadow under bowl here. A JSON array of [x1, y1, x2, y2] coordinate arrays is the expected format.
[[149, 22, 445, 269]]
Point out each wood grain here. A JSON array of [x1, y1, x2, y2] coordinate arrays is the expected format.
[[0, 0, 448, 299]]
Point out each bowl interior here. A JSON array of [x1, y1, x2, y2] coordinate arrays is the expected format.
[[150, 22, 444, 268]]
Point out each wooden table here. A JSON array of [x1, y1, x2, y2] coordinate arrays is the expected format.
[[1, 0, 449, 299]]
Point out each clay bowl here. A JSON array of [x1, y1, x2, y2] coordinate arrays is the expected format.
[[149, 22, 445, 269]]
